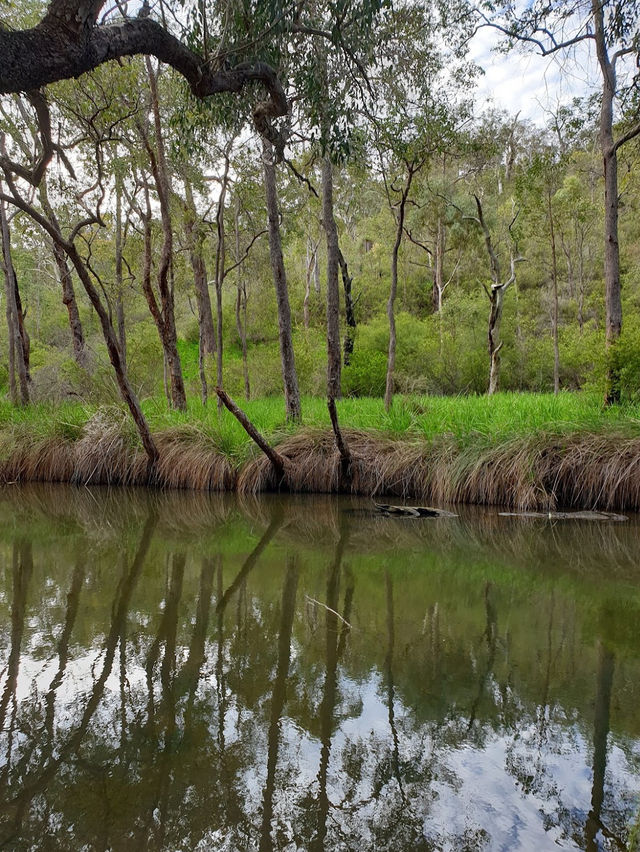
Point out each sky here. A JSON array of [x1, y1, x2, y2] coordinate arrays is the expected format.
[[468, 25, 600, 125]]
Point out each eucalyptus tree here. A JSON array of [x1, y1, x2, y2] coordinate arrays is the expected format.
[[0, 0, 288, 456], [0, 95, 86, 368], [481, 0, 640, 403], [0, 81, 159, 462]]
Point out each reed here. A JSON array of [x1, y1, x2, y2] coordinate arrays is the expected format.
[[1, 395, 640, 509]]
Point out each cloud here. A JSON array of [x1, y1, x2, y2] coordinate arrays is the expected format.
[[468, 27, 599, 123]]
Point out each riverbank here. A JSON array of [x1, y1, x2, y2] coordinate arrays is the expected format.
[[1, 392, 640, 510]]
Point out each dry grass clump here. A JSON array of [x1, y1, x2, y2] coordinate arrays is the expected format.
[[72, 406, 145, 485], [237, 427, 440, 498], [2, 405, 640, 510], [0, 408, 237, 490], [0, 435, 76, 484], [153, 426, 237, 491], [237, 427, 640, 511]]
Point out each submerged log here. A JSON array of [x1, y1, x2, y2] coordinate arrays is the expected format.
[[374, 503, 458, 518], [498, 510, 628, 522]]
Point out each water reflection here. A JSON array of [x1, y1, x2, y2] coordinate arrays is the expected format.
[[0, 485, 638, 850]]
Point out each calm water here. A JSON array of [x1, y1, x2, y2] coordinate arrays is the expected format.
[[0, 485, 638, 851]]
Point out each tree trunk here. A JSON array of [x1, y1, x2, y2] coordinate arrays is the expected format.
[[0, 193, 29, 404], [184, 176, 216, 355], [144, 58, 186, 411], [487, 286, 505, 396], [321, 156, 341, 398], [593, 0, 622, 404], [66, 241, 158, 463], [234, 196, 250, 400], [184, 176, 214, 405], [304, 236, 313, 329], [1, 180, 158, 463], [262, 137, 301, 422], [115, 180, 126, 370], [338, 248, 356, 366], [585, 642, 615, 852], [548, 191, 560, 394], [384, 167, 414, 412], [432, 215, 445, 313], [39, 179, 86, 366], [214, 153, 230, 413], [4, 267, 16, 403]]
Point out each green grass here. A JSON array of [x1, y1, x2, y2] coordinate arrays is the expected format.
[[2, 391, 640, 461]]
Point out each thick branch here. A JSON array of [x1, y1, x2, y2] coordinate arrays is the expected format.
[[0, 14, 288, 146]]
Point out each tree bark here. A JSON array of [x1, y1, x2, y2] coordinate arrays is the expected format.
[[432, 215, 445, 313], [262, 138, 301, 422], [322, 157, 342, 398], [66, 239, 159, 463], [6, 181, 159, 461], [0, 5, 288, 161]]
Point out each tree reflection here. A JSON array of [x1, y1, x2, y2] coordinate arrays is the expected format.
[[259, 555, 299, 852], [0, 491, 638, 850], [0, 512, 156, 846]]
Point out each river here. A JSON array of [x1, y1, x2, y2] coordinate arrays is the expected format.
[[0, 485, 638, 850]]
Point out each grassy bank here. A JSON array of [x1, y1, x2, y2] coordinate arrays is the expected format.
[[1, 392, 640, 509]]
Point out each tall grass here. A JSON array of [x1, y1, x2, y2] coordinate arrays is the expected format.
[[1, 393, 640, 507]]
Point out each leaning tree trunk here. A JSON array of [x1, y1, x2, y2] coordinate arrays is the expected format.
[[262, 138, 301, 422], [66, 241, 158, 464], [2, 177, 158, 463], [321, 156, 342, 399], [39, 179, 86, 367], [0, 193, 29, 404]]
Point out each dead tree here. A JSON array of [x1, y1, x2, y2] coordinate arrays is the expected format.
[[471, 195, 524, 395]]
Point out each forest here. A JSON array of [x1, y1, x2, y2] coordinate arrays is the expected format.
[[0, 0, 640, 506]]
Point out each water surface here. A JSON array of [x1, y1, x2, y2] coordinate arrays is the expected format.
[[0, 485, 639, 851]]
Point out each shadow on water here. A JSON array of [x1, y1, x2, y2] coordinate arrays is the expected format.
[[0, 484, 639, 850]]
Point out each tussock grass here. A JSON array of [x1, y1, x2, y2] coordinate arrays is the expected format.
[[1, 393, 640, 508]]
